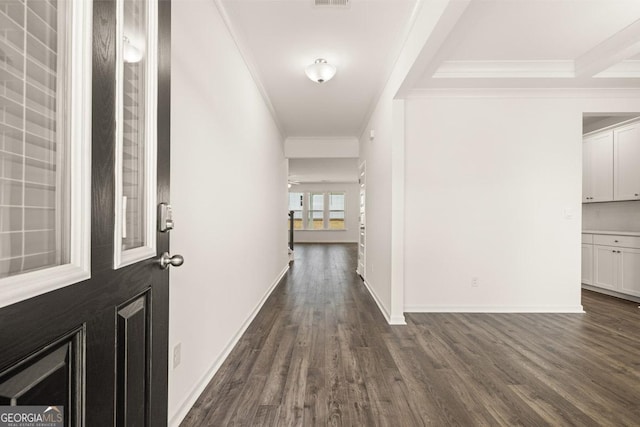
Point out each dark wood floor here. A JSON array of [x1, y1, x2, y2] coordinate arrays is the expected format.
[[181, 243, 640, 426]]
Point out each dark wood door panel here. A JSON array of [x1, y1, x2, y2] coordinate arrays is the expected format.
[[0, 0, 171, 425], [117, 293, 149, 427], [0, 265, 156, 368], [0, 328, 84, 426]]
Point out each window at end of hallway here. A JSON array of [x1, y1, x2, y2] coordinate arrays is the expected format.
[[329, 193, 345, 230], [308, 193, 324, 230]]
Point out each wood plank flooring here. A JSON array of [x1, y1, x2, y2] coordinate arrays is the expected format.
[[180, 243, 640, 426]]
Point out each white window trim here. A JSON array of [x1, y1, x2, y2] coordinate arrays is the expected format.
[[0, 1, 93, 308], [328, 191, 347, 231], [289, 191, 347, 231], [113, 0, 158, 268]]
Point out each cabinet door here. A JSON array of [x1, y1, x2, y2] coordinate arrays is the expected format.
[[614, 123, 640, 201], [618, 247, 640, 297], [583, 132, 614, 203], [582, 142, 591, 202], [581, 244, 593, 285], [593, 245, 617, 290]]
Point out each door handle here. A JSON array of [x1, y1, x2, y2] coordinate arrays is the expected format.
[[157, 252, 184, 269]]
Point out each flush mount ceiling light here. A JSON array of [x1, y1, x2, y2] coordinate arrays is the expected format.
[[305, 59, 336, 83], [123, 36, 144, 63]]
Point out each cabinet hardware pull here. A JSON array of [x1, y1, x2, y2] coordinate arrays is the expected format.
[[614, 240, 619, 242]]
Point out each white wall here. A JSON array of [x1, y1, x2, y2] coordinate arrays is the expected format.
[[290, 182, 359, 243], [289, 158, 359, 183], [356, 0, 459, 324], [169, 1, 289, 425], [403, 93, 640, 312], [359, 94, 394, 318], [583, 201, 640, 232]]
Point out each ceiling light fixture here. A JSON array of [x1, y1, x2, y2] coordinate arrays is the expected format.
[[123, 36, 144, 63], [305, 58, 336, 83]]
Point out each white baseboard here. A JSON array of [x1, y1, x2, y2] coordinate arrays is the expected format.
[[168, 264, 290, 427], [389, 314, 407, 325], [361, 279, 407, 325], [362, 279, 391, 322], [405, 305, 585, 313]]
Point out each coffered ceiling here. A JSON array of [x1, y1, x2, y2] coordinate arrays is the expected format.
[[412, 0, 640, 91], [216, 0, 640, 139]]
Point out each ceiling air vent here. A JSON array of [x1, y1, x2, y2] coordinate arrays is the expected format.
[[314, 0, 350, 7]]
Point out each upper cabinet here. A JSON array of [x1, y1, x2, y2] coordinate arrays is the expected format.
[[613, 122, 640, 201], [583, 120, 640, 203], [583, 132, 613, 203]]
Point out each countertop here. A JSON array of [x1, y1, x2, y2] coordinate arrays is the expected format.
[[582, 230, 640, 237]]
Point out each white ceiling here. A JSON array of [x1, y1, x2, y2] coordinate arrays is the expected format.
[[218, 0, 417, 137], [218, 0, 640, 141], [583, 113, 640, 134], [446, 2, 640, 61], [415, 0, 640, 90]]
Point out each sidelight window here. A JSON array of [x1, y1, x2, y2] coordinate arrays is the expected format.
[[0, 1, 92, 307], [114, 0, 158, 268]]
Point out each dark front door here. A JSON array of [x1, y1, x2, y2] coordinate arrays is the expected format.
[[0, 1, 171, 425]]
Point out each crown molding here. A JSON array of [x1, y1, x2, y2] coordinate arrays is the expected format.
[[406, 87, 640, 99], [433, 60, 575, 79], [213, 0, 287, 139], [358, 0, 426, 139]]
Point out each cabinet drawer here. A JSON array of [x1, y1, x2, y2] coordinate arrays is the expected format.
[[593, 234, 640, 249], [582, 233, 593, 244]]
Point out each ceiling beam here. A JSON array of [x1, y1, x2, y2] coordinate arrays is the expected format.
[[395, 0, 473, 99], [575, 18, 640, 79]]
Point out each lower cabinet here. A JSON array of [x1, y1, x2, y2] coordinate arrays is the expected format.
[[590, 240, 640, 298], [619, 247, 640, 297], [581, 244, 593, 285], [593, 246, 619, 291]]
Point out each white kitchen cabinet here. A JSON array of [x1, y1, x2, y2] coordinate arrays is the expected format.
[[581, 244, 593, 285], [619, 247, 640, 297], [583, 132, 614, 203], [613, 122, 640, 201], [588, 233, 640, 298], [593, 245, 617, 291]]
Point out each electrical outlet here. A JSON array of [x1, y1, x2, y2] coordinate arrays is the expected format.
[[173, 343, 181, 369], [471, 277, 479, 287]]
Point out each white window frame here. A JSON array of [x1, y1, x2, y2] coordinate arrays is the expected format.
[[0, 1, 93, 308], [288, 191, 348, 231], [328, 192, 346, 230], [307, 192, 325, 230], [113, 0, 158, 269]]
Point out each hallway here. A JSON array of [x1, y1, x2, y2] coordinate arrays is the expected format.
[[180, 243, 640, 426]]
